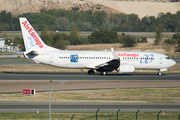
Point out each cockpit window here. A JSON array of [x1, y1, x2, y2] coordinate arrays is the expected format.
[[166, 57, 171, 59]]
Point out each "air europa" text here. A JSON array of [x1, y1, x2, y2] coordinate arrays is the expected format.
[[22, 21, 43, 48]]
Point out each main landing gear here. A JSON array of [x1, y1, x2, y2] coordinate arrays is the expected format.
[[88, 69, 95, 75], [158, 72, 161, 76], [100, 71, 107, 75], [88, 69, 107, 75]]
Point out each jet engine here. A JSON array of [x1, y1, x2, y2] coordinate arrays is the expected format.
[[118, 64, 135, 73]]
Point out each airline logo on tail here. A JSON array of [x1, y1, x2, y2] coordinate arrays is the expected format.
[[21, 20, 43, 50]]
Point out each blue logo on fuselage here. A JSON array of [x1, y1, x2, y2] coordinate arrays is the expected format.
[[70, 54, 78, 62], [140, 54, 154, 64]]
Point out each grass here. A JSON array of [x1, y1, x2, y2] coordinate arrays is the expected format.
[[0, 112, 179, 120], [1, 88, 180, 103]]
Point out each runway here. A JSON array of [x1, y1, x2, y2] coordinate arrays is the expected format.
[[0, 72, 180, 80], [0, 72, 179, 93], [0, 101, 179, 112]]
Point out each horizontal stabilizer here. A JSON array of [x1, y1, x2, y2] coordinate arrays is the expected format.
[[25, 50, 39, 58]]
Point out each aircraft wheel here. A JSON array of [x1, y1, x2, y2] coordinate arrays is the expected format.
[[102, 71, 107, 75], [103, 71, 107, 75], [100, 71, 107, 75], [88, 70, 94, 75], [158, 72, 161, 76]]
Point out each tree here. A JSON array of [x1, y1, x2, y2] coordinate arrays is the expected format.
[[1, 8, 180, 31], [81, 22, 92, 31], [164, 38, 176, 45], [54, 40, 70, 49], [154, 28, 163, 45], [141, 37, 147, 43], [137, 37, 147, 43], [69, 27, 78, 45], [13, 37, 25, 51], [172, 33, 180, 39], [40, 28, 54, 46], [121, 35, 137, 47], [55, 17, 70, 30], [176, 33, 180, 51], [87, 30, 119, 44]]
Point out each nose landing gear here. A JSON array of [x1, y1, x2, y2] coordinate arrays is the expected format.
[[158, 70, 161, 76], [158, 72, 161, 76]]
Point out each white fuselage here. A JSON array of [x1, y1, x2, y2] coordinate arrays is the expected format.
[[31, 50, 176, 71]]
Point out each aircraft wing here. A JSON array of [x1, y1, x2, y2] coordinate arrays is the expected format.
[[87, 48, 120, 71], [95, 59, 120, 70]]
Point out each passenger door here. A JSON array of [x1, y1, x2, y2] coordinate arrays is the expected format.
[[159, 55, 163, 64], [49, 55, 54, 63]]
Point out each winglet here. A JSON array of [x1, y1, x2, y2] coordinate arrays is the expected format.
[[111, 48, 118, 59]]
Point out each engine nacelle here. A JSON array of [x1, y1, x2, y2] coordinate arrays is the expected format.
[[118, 64, 135, 73]]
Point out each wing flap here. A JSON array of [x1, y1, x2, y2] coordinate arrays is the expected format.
[[86, 48, 120, 71], [96, 59, 120, 70]]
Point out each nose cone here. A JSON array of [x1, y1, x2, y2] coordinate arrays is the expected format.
[[171, 60, 176, 66]]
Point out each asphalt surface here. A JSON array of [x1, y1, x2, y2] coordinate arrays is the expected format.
[[0, 102, 179, 112], [0, 72, 180, 80]]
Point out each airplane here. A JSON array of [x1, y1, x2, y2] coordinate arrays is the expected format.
[[19, 18, 176, 75]]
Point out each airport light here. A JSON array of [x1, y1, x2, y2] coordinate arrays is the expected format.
[[157, 110, 161, 120], [117, 109, 120, 120], [96, 109, 100, 120], [136, 110, 140, 120], [49, 81, 66, 120]]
